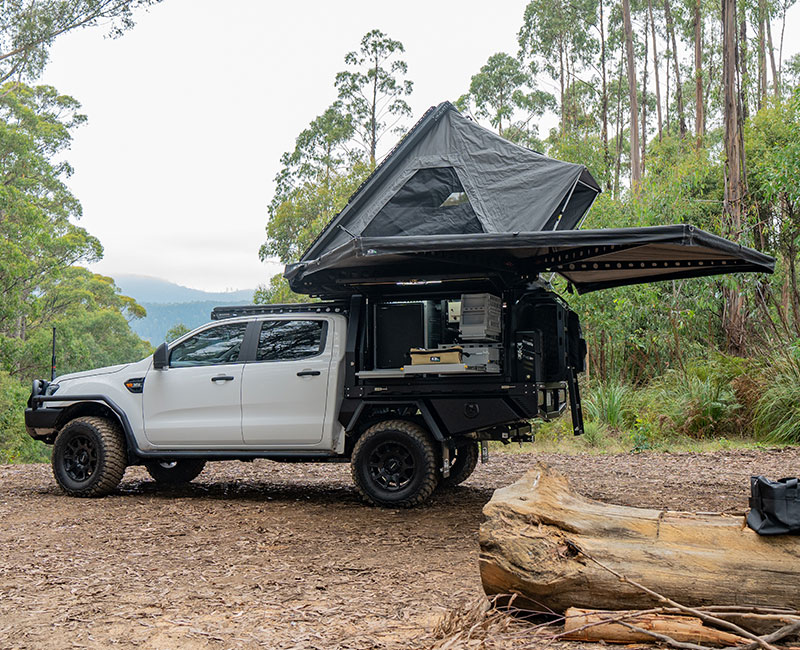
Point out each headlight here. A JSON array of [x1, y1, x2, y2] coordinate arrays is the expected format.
[[46, 383, 59, 395]]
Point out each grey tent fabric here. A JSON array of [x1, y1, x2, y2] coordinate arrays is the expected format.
[[285, 225, 775, 296], [300, 102, 601, 262], [286, 101, 774, 299]]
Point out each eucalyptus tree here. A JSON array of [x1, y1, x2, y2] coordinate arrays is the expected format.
[[0, 0, 159, 84], [334, 29, 413, 165], [457, 52, 555, 143], [518, 0, 599, 135]]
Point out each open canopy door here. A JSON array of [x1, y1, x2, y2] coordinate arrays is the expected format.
[[285, 225, 774, 297]]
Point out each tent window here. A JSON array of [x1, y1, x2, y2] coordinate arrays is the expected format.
[[363, 167, 483, 237], [441, 191, 469, 207]]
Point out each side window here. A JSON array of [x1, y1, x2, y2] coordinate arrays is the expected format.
[[170, 322, 248, 367], [256, 320, 326, 362]]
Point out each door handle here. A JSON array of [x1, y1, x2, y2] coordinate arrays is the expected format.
[[296, 370, 321, 377], [211, 375, 235, 382]]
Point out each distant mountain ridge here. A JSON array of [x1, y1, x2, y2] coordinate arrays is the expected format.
[[115, 275, 256, 343], [115, 274, 255, 304]]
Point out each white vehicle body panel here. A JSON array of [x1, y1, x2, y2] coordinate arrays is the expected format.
[[240, 316, 339, 447], [42, 313, 348, 455], [143, 363, 245, 446]]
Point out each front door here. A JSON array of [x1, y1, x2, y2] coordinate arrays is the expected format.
[[143, 321, 249, 446], [241, 318, 332, 446]]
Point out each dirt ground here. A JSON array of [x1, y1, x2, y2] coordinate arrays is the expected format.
[[1, 447, 798, 650]]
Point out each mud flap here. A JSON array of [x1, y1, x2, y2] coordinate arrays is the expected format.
[[567, 366, 584, 435]]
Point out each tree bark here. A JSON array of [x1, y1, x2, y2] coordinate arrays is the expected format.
[[757, 0, 767, 109], [722, 0, 748, 354], [600, 0, 611, 187], [563, 609, 749, 646], [642, 20, 648, 172], [694, 0, 704, 147], [664, 0, 687, 138], [649, 0, 663, 140], [766, 15, 780, 97], [623, 0, 641, 188], [479, 465, 800, 613]]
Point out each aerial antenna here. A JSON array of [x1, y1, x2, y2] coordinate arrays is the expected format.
[[50, 327, 57, 382]]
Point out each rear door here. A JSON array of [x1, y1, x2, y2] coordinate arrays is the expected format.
[[143, 321, 249, 446], [241, 318, 332, 446]]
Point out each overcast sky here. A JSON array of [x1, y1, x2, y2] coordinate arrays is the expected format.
[[39, 0, 800, 293]]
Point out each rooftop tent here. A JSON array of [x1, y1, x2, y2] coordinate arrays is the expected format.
[[285, 225, 775, 296], [300, 101, 602, 263], [287, 101, 774, 297]]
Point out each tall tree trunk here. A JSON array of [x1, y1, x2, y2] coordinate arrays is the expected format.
[[694, 0, 704, 147], [757, 0, 767, 109], [664, 0, 687, 138], [370, 55, 379, 164], [649, 0, 664, 140], [642, 24, 648, 172], [740, 10, 749, 120], [600, 0, 611, 188], [623, 0, 641, 188], [766, 16, 779, 97], [666, 43, 671, 131], [722, 0, 747, 354], [559, 40, 566, 134], [614, 50, 624, 198], [779, 0, 788, 86]]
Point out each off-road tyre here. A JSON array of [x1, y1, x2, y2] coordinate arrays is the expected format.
[[441, 442, 479, 487], [350, 419, 439, 508], [145, 459, 206, 485], [52, 416, 127, 497]]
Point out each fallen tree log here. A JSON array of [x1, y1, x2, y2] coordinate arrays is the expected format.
[[562, 608, 748, 646], [479, 464, 800, 614]]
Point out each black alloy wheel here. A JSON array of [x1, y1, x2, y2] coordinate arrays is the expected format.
[[51, 416, 127, 497], [62, 433, 99, 483], [368, 441, 416, 491], [350, 419, 439, 508]]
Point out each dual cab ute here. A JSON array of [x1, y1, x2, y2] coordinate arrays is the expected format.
[[26, 289, 580, 507]]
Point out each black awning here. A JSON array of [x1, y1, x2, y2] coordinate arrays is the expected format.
[[285, 225, 774, 297]]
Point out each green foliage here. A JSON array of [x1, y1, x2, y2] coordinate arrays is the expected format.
[[15, 268, 152, 378], [334, 29, 413, 163], [261, 160, 370, 266], [0, 370, 47, 463], [254, 274, 308, 305], [0, 1, 160, 84], [584, 381, 633, 428], [165, 323, 190, 342], [753, 344, 800, 443], [457, 52, 555, 141]]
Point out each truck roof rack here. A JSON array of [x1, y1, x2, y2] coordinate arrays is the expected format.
[[211, 301, 349, 321]]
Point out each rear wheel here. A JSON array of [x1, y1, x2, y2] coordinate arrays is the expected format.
[[52, 416, 127, 497], [145, 459, 206, 485], [350, 420, 439, 508], [441, 442, 479, 487]]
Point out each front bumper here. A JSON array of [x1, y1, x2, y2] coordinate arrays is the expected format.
[[24, 406, 61, 441]]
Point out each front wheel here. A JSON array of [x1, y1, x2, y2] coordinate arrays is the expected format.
[[145, 459, 206, 485], [52, 416, 127, 497], [350, 420, 439, 508]]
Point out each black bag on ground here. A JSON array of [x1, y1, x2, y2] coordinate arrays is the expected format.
[[747, 475, 800, 535]]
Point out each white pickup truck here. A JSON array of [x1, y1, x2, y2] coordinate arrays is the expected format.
[[26, 295, 554, 507]]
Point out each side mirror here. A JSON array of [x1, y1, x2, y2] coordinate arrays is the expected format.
[[153, 342, 169, 370]]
